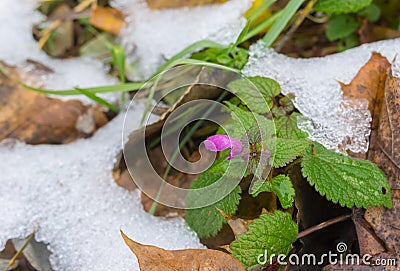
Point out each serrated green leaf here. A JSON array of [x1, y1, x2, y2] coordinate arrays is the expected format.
[[275, 112, 308, 139], [301, 143, 392, 209], [252, 175, 295, 208], [314, 0, 372, 14], [222, 102, 275, 140], [326, 14, 360, 41], [270, 138, 310, 168], [227, 76, 281, 114], [230, 211, 298, 270], [185, 157, 243, 238]]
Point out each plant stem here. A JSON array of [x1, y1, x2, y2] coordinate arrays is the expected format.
[[297, 213, 351, 239], [148, 91, 228, 215], [275, 0, 318, 51], [2, 231, 35, 271]]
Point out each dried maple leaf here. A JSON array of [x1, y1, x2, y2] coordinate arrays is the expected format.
[[121, 231, 245, 271]]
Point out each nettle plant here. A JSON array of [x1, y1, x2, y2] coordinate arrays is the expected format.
[[185, 76, 392, 270]]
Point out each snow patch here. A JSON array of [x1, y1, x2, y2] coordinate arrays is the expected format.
[[0, 0, 119, 104], [243, 38, 400, 152], [0, 103, 204, 270], [112, 0, 252, 79]]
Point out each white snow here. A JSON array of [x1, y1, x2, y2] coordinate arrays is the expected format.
[[243, 38, 400, 152], [0, 103, 204, 270], [392, 56, 400, 78], [0, 0, 119, 104], [112, 0, 252, 80]]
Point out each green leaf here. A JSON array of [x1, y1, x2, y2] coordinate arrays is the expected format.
[[230, 211, 298, 270], [326, 14, 360, 41], [227, 76, 281, 114], [111, 45, 126, 83], [275, 112, 308, 139], [252, 175, 295, 208], [301, 142, 392, 209], [263, 0, 306, 47], [222, 102, 275, 140], [185, 157, 243, 238], [314, 0, 373, 14], [338, 33, 359, 51], [271, 138, 310, 167], [234, 19, 251, 46], [358, 4, 381, 22]]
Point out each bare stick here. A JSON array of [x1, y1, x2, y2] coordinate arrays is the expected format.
[[297, 213, 352, 239]]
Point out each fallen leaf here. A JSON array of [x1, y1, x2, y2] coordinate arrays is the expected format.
[[335, 55, 400, 270], [89, 5, 125, 35], [364, 70, 400, 254], [340, 52, 390, 159], [0, 63, 109, 144], [358, 20, 400, 44], [120, 231, 246, 271], [45, 4, 74, 57], [146, 0, 227, 9]]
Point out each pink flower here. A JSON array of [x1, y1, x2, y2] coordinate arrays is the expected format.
[[204, 135, 243, 160]]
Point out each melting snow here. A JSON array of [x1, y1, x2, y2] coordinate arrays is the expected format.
[[0, 0, 119, 104], [0, 104, 204, 270], [243, 38, 400, 152], [112, 0, 252, 79]]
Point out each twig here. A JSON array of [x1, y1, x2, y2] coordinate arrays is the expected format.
[[275, 0, 318, 52], [2, 231, 35, 271], [297, 213, 351, 239]]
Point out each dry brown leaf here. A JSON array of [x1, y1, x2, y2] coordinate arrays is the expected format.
[[120, 231, 245, 271], [146, 0, 227, 9], [340, 52, 390, 159], [364, 70, 400, 254], [359, 20, 400, 44], [216, 208, 251, 238], [0, 63, 109, 144], [89, 6, 125, 35], [45, 4, 74, 57], [338, 55, 400, 269]]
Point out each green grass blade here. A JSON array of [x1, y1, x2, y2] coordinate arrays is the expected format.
[[154, 40, 225, 75], [263, 0, 305, 47], [243, 10, 282, 42], [246, 0, 276, 22], [111, 45, 126, 83], [234, 20, 251, 47], [75, 88, 120, 113]]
